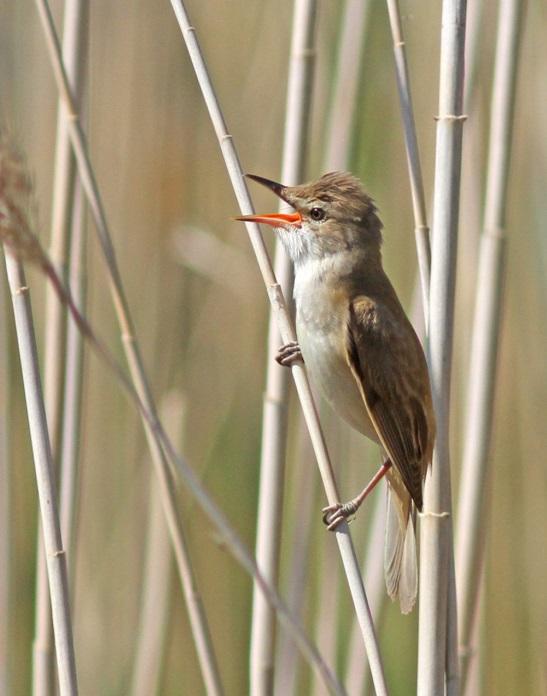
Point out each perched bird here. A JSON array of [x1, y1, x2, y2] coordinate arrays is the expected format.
[[236, 171, 435, 613]]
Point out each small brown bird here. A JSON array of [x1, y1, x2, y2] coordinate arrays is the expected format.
[[236, 171, 435, 613]]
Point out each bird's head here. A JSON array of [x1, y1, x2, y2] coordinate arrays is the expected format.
[[235, 171, 383, 265]]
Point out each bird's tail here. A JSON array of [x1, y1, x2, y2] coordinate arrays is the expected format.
[[384, 478, 418, 614]]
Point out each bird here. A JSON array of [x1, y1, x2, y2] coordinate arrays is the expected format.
[[235, 171, 435, 614]]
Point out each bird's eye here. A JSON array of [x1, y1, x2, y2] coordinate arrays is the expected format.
[[310, 207, 326, 222]]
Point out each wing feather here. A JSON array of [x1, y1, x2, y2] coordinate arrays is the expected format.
[[345, 298, 434, 510]]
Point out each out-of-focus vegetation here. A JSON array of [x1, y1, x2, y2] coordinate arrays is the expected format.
[[1, 1, 545, 694]]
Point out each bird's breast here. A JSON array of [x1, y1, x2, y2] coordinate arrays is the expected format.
[[293, 260, 378, 442]]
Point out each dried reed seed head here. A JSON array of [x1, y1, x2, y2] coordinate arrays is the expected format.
[[0, 133, 45, 265]]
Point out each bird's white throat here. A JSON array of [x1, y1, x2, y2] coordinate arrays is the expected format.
[[276, 224, 325, 265]]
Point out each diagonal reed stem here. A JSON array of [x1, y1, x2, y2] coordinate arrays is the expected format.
[[456, 0, 525, 691], [3, 254, 78, 696], [418, 1, 467, 694], [385, 0, 431, 323], [169, 1, 388, 694], [250, 1, 317, 694]]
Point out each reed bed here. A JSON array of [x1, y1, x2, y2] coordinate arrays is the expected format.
[[1, 1, 544, 695]]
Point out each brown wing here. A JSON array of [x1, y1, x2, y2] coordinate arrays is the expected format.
[[345, 298, 434, 510]]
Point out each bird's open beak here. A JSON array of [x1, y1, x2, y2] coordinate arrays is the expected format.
[[234, 174, 302, 229], [235, 211, 301, 228]]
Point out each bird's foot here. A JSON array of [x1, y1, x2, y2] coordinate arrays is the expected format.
[[321, 500, 359, 531], [275, 341, 304, 367], [322, 461, 393, 531]]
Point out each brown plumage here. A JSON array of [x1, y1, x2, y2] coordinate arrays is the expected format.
[[237, 171, 435, 613]]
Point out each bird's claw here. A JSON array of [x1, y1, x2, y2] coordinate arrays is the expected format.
[[275, 341, 304, 367], [321, 501, 358, 531]]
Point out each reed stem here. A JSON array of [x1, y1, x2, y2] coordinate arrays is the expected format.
[[323, 0, 372, 171], [130, 393, 182, 696], [33, 3, 88, 692], [250, 1, 317, 694], [456, 0, 525, 690], [58, 180, 86, 577], [3, 254, 78, 696], [0, 262, 10, 695], [417, 1, 467, 693], [385, 0, 431, 321]]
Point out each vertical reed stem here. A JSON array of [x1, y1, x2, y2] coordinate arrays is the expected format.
[[250, 2, 317, 694], [33, 3, 87, 692], [418, 1, 467, 693], [0, 263, 9, 695], [131, 394, 183, 696], [456, 0, 525, 690], [323, 0, 372, 171], [58, 180, 86, 575]]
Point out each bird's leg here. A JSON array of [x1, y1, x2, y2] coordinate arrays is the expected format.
[[322, 460, 392, 531], [275, 340, 304, 367]]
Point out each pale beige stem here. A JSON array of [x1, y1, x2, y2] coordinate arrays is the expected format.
[[3, 254, 78, 696], [456, 0, 525, 690], [418, 1, 468, 694], [250, 1, 317, 694], [385, 0, 431, 322], [33, 3, 88, 693], [130, 393, 183, 696], [0, 261, 10, 695]]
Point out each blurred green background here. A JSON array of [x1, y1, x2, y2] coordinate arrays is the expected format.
[[1, 1, 546, 694]]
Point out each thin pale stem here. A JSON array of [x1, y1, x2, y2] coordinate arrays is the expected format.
[[130, 473, 172, 696], [169, 2, 388, 693], [456, 0, 525, 690], [346, 492, 386, 696], [323, 0, 372, 171], [58, 179, 86, 578], [385, 0, 431, 325], [33, 3, 88, 692], [0, 262, 10, 695], [3, 254, 78, 696], [250, 1, 317, 694], [130, 393, 182, 696], [311, 540, 339, 696], [273, 433, 319, 695], [418, 1, 468, 694], [445, 531, 459, 696]]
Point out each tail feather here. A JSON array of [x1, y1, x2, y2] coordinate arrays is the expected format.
[[384, 483, 418, 614]]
